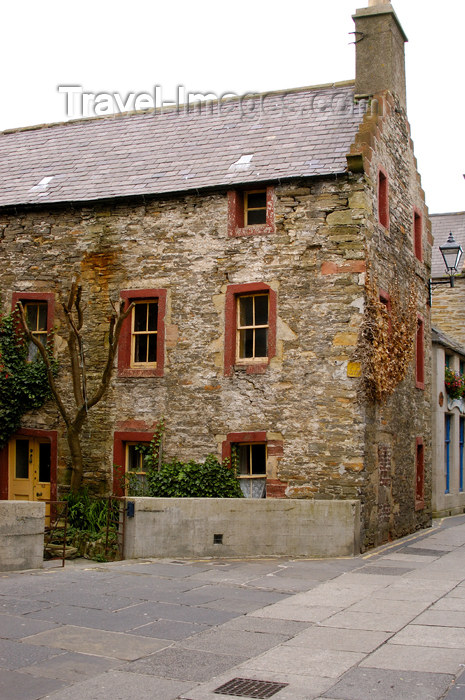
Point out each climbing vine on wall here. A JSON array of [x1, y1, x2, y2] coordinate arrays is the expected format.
[[357, 268, 418, 402], [0, 309, 56, 448]]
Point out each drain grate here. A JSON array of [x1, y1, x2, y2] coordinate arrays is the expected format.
[[214, 678, 288, 698]]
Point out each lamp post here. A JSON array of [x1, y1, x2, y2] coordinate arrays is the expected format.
[[428, 232, 463, 306]]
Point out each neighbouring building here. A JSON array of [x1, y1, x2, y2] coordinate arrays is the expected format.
[[432, 327, 465, 517], [0, 1, 432, 550], [431, 211, 465, 343]]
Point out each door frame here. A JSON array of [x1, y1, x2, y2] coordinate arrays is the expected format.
[[0, 428, 57, 501]]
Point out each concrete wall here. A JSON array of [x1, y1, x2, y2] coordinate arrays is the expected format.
[[0, 501, 45, 571], [123, 497, 361, 559]]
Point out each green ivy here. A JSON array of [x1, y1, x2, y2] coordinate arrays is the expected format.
[[0, 310, 56, 449]]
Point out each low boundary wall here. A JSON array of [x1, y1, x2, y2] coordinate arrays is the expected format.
[[123, 498, 361, 559], [0, 501, 45, 571]]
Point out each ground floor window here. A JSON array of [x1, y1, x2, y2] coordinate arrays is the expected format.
[[113, 431, 153, 496], [234, 442, 267, 498]]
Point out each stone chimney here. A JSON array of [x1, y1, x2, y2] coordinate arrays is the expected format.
[[353, 2, 408, 109]]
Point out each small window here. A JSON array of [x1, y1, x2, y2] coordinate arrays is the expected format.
[[131, 301, 158, 367], [416, 315, 425, 389], [237, 293, 269, 362], [233, 442, 267, 498], [118, 289, 166, 377], [378, 168, 389, 229], [227, 187, 274, 236], [445, 354, 452, 369], [415, 438, 424, 509], [414, 210, 422, 261], [24, 302, 48, 360], [125, 442, 149, 492], [244, 190, 267, 226]]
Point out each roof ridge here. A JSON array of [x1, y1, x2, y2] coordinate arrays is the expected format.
[[430, 211, 465, 217], [1, 80, 356, 136]]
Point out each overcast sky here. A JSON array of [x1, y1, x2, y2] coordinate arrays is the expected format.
[[2, 0, 463, 216]]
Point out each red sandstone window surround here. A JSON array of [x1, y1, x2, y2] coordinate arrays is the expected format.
[[416, 314, 425, 390], [224, 282, 277, 376], [118, 289, 166, 377], [413, 209, 423, 261], [227, 187, 275, 237], [113, 430, 153, 496], [415, 436, 424, 510], [11, 292, 55, 361], [221, 431, 285, 499], [377, 167, 389, 229]]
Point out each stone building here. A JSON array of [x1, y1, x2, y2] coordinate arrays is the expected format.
[[0, 2, 432, 549], [431, 211, 465, 343], [431, 327, 465, 517]]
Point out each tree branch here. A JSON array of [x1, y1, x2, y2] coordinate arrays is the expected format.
[[16, 302, 71, 428]]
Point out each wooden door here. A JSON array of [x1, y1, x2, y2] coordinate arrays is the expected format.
[[8, 437, 51, 505]]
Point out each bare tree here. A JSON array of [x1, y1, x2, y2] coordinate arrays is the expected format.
[[17, 282, 133, 492]]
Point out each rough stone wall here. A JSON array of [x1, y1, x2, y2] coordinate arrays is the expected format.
[[432, 278, 465, 346], [349, 92, 432, 546], [0, 95, 432, 548], [0, 176, 368, 505]]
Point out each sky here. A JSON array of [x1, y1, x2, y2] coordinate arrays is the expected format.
[[1, 0, 463, 215]]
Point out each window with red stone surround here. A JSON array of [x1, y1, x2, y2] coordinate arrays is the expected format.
[[11, 292, 55, 361], [224, 282, 277, 376], [118, 289, 166, 377], [227, 187, 275, 237], [221, 431, 285, 498], [414, 209, 423, 261], [415, 436, 425, 510], [416, 314, 425, 390], [378, 167, 389, 229], [113, 430, 153, 496]]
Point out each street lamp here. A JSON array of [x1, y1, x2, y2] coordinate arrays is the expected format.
[[428, 232, 463, 306]]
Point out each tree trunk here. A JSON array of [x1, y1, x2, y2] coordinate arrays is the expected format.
[[67, 425, 84, 492]]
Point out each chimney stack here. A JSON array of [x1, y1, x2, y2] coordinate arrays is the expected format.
[[353, 2, 408, 110]]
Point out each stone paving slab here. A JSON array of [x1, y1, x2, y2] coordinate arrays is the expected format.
[[250, 603, 342, 622], [127, 647, 249, 681], [127, 618, 210, 640], [23, 625, 173, 660], [0, 613, 58, 639], [19, 650, 120, 681], [412, 609, 465, 627], [347, 597, 428, 616], [0, 596, 53, 615], [0, 638, 63, 670], [219, 615, 311, 637], [178, 628, 288, 656], [237, 645, 365, 679], [390, 624, 465, 648], [360, 643, 465, 674], [319, 668, 454, 700], [321, 609, 418, 632], [44, 669, 196, 700], [283, 626, 391, 653], [435, 594, 465, 609], [0, 669, 66, 700]]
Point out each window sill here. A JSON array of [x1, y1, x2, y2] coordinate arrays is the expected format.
[[415, 499, 425, 511], [234, 362, 269, 375], [118, 367, 163, 378], [416, 381, 425, 390], [230, 223, 275, 237]]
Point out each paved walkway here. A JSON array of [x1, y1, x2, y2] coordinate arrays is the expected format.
[[1, 516, 465, 700]]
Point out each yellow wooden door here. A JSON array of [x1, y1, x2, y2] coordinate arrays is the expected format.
[[8, 437, 51, 505]]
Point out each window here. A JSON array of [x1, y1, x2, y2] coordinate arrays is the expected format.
[[416, 315, 425, 389], [228, 187, 274, 236], [445, 415, 451, 494], [378, 168, 389, 229], [414, 209, 423, 261], [415, 437, 424, 510], [118, 289, 166, 377], [113, 430, 152, 496], [222, 431, 267, 499], [224, 282, 277, 376], [237, 293, 269, 362], [445, 354, 452, 369], [11, 293, 55, 361]]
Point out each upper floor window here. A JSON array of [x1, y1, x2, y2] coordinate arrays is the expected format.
[[224, 282, 277, 376], [237, 293, 269, 363], [416, 314, 425, 390], [378, 168, 389, 229], [414, 209, 423, 261], [12, 292, 55, 362], [118, 289, 166, 377], [228, 187, 274, 236]]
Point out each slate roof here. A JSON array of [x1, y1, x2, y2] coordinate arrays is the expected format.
[[431, 211, 465, 277], [0, 82, 366, 208], [432, 325, 465, 357]]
